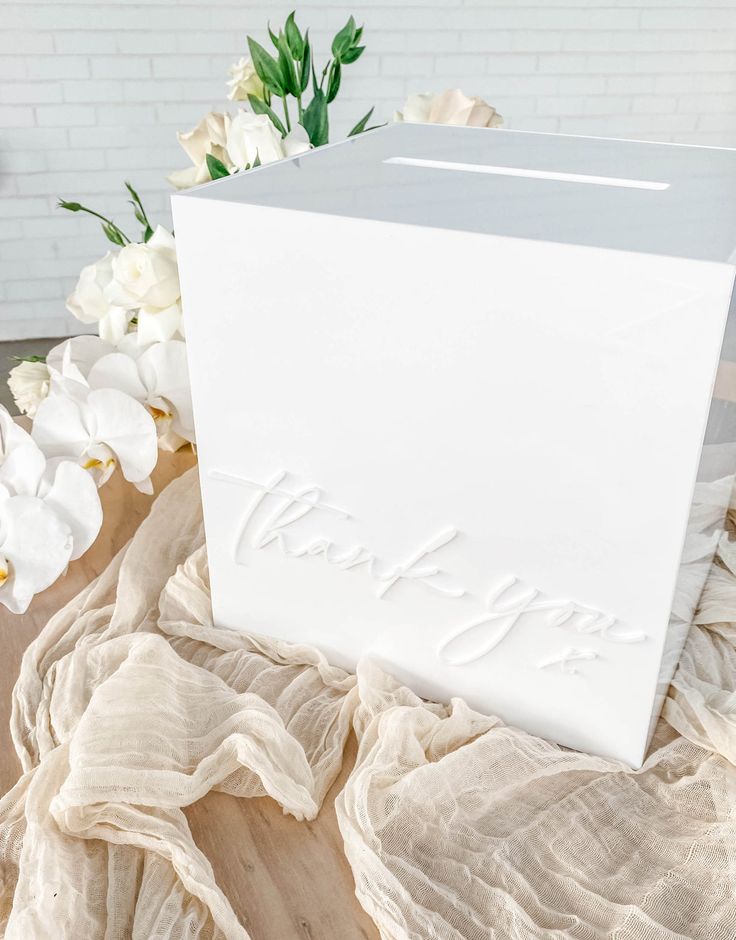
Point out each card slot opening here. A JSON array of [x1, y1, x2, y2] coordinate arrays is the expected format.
[[384, 157, 670, 191]]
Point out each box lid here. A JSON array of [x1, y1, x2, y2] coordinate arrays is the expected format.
[[176, 122, 736, 264]]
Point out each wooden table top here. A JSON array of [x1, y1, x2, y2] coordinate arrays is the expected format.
[[0, 449, 377, 940]]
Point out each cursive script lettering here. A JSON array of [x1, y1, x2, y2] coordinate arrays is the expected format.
[[211, 467, 646, 667], [437, 575, 644, 666], [212, 468, 464, 600]]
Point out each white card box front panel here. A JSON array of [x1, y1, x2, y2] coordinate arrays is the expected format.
[[173, 125, 736, 767]]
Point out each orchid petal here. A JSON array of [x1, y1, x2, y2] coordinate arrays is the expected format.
[[32, 394, 90, 462], [134, 476, 154, 496], [157, 429, 188, 453], [87, 388, 158, 484], [137, 341, 195, 441], [0, 496, 73, 614], [0, 405, 36, 458], [39, 459, 103, 559], [87, 353, 148, 401], [0, 440, 46, 498], [47, 336, 114, 379]]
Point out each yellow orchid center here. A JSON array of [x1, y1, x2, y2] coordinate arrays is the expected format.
[[82, 457, 116, 470], [0, 568, 8, 586], [149, 405, 173, 423]]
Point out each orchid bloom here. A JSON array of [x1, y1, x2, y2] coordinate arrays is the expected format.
[[33, 346, 158, 494], [48, 335, 195, 452], [0, 407, 102, 613]]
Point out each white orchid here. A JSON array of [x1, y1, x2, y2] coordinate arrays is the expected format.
[[0, 407, 102, 613], [7, 359, 50, 418], [49, 335, 195, 452], [32, 347, 158, 494], [394, 89, 503, 128], [167, 111, 232, 190], [226, 110, 310, 169]]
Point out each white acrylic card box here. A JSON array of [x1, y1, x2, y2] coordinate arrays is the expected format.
[[172, 123, 736, 767]]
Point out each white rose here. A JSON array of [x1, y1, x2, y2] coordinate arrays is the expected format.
[[167, 112, 231, 190], [227, 58, 265, 102], [66, 251, 132, 344], [107, 226, 180, 312], [394, 89, 503, 128], [7, 360, 50, 418], [226, 110, 311, 170]]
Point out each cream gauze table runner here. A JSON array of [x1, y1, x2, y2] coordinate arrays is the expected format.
[[1, 467, 735, 939]]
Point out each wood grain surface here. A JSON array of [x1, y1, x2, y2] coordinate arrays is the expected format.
[[0, 448, 377, 940]]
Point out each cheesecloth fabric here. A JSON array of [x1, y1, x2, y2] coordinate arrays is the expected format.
[[0, 467, 734, 939]]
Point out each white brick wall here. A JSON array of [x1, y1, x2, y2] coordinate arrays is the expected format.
[[2, 0, 736, 340]]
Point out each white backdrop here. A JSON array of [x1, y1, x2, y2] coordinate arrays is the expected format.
[[2, 0, 736, 340]]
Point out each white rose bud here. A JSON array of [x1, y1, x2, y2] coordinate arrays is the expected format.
[[7, 359, 51, 418], [226, 110, 310, 170], [227, 57, 265, 102], [394, 89, 503, 129], [66, 251, 131, 344], [167, 112, 231, 190], [66, 251, 115, 323]]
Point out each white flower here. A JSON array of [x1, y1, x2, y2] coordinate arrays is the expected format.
[[226, 110, 310, 170], [137, 302, 183, 346], [7, 360, 50, 418], [50, 335, 195, 451], [167, 111, 231, 190], [0, 406, 102, 613], [107, 226, 180, 311], [66, 251, 132, 344], [394, 89, 503, 128], [227, 57, 265, 102], [32, 349, 158, 494]]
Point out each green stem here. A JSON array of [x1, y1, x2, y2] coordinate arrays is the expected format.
[[60, 203, 131, 243], [281, 94, 292, 132], [296, 89, 303, 122]]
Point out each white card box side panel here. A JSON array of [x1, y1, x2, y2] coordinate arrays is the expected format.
[[173, 191, 734, 769]]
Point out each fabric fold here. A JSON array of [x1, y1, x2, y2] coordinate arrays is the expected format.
[[1, 466, 735, 939]]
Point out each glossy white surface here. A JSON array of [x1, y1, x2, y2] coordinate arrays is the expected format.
[[173, 124, 736, 767], [190, 123, 736, 262]]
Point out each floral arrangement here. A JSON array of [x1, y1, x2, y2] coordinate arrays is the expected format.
[[6, 12, 502, 614]]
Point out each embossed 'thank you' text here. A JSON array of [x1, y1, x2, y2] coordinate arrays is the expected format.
[[210, 467, 647, 669]]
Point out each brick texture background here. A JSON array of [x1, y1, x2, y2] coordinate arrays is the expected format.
[[2, 0, 736, 339]]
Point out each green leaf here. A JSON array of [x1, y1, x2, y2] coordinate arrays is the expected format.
[[206, 153, 230, 180], [340, 45, 364, 65], [353, 25, 363, 44], [347, 106, 375, 137], [248, 94, 287, 136], [252, 153, 262, 168], [285, 11, 304, 60], [125, 180, 154, 242], [300, 33, 311, 92], [102, 221, 126, 246], [301, 89, 329, 147], [11, 354, 46, 364], [267, 22, 279, 49], [326, 60, 341, 104], [277, 31, 300, 97], [331, 15, 356, 59], [248, 36, 285, 96], [57, 199, 83, 212]]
